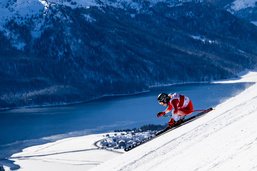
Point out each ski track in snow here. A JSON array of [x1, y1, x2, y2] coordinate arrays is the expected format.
[[91, 72, 257, 171], [120, 96, 257, 171]]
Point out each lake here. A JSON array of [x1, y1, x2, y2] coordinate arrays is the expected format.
[[0, 82, 253, 163]]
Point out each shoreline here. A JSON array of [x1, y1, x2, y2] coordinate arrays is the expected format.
[[0, 79, 246, 112], [0, 90, 150, 112], [90, 72, 257, 171], [8, 133, 122, 171], [3, 71, 257, 170], [3, 68, 255, 112]]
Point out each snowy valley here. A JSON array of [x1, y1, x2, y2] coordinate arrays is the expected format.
[[1, 0, 257, 170], [5, 71, 257, 171]]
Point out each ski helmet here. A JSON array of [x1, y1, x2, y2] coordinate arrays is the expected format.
[[157, 93, 170, 104]]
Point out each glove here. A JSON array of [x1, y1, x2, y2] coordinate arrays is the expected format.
[[157, 112, 166, 118]]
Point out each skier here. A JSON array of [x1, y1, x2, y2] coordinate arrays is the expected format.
[[124, 94, 211, 151], [157, 93, 194, 128]]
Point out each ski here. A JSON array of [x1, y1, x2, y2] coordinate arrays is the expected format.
[[124, 107, 213, 152]]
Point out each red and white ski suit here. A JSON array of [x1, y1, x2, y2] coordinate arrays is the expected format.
[[164, 93, 194, 126]]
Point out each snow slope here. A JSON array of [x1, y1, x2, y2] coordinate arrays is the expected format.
[[10, 134, 121, 171], [10, 71, 257, 171], [91, 71, 257, 171]]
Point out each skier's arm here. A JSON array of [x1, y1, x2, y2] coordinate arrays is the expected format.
[[157, 104, 173, 117], [164, 104, 173, 114]]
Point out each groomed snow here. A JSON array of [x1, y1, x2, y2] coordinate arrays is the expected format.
[[10, 134, 121, 171], [90, 71, 257, 171], [10, 71, 257, 171]]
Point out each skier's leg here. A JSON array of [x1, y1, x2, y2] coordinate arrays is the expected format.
[[172, 114, 184, 122], [178, 100, 194, 116], [168, 114, 184, 128]]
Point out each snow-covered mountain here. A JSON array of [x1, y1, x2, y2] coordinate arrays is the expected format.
[[199, 0, 257, 25], [230, 0, 257, 11], [1, 0, 257, 108], [0, 0, 200, 48], [229, 0, 257, 26]]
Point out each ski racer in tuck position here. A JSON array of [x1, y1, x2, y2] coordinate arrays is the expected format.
[[157, 93, 194, 128]]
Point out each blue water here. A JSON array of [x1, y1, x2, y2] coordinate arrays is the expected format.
[[0, 82, 253, 163]]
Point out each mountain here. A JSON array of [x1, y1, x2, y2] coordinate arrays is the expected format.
[[1, 0, 257, 108], [228, 0, 257, 26], [203, 0, 257, 25]]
